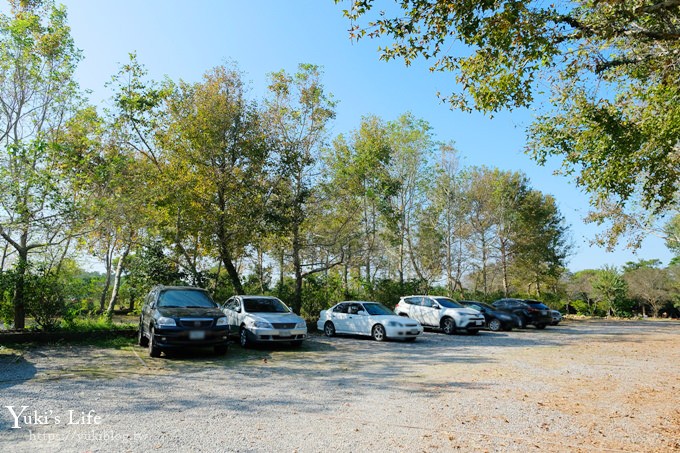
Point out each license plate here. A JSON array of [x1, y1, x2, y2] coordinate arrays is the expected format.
[[410, 330, 419, 335], [279, 331, 291, 338], [189, 330, 205, 340]]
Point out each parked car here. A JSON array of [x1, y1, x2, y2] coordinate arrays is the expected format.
[[551, 310, 562, 326], [138, 285, 229, 358], [317, 301, 423, 341], [394, 296, 485, 334], [491, 298, 553, 329], [459, 300, 521, 331], [221, 295, 307, 348]]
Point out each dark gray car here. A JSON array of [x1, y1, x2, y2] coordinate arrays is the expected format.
[[492, 298, 553, 329]]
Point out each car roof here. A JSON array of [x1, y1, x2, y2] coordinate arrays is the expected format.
[[157, 285, 207, 291]]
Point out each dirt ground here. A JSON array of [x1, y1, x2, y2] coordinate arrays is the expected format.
[[0, 318, 679, 452]]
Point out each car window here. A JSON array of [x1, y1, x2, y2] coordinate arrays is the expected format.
[[403, 297, 419, 305], [243, 297, 290, 313], [348, 304, 362, 314], [494, 301, 506, 308], [157, 289, 217, 308], [333, 303, 348, 314]]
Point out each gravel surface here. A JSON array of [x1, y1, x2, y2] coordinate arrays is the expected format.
[[0, 319, 679, 452]]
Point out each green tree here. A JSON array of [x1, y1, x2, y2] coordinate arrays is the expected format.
[[0, 0, 84, 328], [337, 1, 680, 240], [593, 266, 629, 317]]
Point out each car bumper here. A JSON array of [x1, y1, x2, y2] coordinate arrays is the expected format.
[[153, 327, 229, 348], [384, 325, 423, 338], [248, 327, 307, 342], [459, 318, 486, 330]]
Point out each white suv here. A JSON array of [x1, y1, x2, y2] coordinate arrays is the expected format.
[[395, 296, 485, 335]]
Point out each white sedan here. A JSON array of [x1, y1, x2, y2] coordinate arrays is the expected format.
[[317, 301, 423, 342]]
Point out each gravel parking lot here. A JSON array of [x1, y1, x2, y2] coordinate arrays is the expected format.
[[0, 319, 679, 452]]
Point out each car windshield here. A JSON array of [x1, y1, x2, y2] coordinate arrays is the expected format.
[[362, 303, 395, 316], [434, 297, 463, 308], [243, 297, 290, 313], [157, 289, 216, 308], [463, 301, 492, 310]]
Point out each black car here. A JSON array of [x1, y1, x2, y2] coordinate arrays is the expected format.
[[138, 285, 229, 357], [459, 300, 520, 331], [491, 298, 553, 329]]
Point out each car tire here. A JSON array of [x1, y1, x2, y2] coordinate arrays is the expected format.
[[441, 317, 456, 335], [372, 324, 386, 341], [214, 345, 228, 355], [488, 318, 502, 332], [240, 327, 252, 348], [535, 323, 547, 330], [138, 323, 149, 347], [324, 321, 336, 337], [148, 327, 161, 358]]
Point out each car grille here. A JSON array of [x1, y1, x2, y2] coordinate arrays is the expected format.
[[178, 318, 214, 328], [272, 323, 297, 329]]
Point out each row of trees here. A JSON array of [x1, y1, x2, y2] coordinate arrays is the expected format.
[[0, 1, 575, 328]]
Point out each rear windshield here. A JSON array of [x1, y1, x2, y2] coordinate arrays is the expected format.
[[243, 297, 290, 313], [434, 298, 463, 308], [525, 300, 550, 310], [158, 289, 216, 308]]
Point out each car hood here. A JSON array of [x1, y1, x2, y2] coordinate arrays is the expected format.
[[246, 312, 304, 323], [156, 306, 224, 318], [442, 307, 481, 316]]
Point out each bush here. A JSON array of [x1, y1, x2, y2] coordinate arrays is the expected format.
[[24, 273, 67, 331]]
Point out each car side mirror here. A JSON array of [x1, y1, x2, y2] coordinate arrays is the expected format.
[[235, 307, 241, 313], [432, 305, 441, 310], [357, 310, 367, 316]]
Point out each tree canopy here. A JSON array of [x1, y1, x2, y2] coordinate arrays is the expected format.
[[336, 0, 680, 240]]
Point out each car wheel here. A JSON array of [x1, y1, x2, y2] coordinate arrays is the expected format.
[[535, 323, 547, 330], [441, 317, 456, 335], [324, 321, 336, 337], [372, 324, 386, 341], [148, 327, 161, 358], [214, 345, 228, 355], [488, 318, 502, 332], [138, 323, 149, 347], [240, 327, 252, 348]]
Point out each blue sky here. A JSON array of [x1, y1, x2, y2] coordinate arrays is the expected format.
[[32, 0, 674, 270]]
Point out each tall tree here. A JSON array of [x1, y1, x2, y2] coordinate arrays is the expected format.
[[0, 0, 84, 328], [265, 64, 336, 313], [160, 65, 269, 295]]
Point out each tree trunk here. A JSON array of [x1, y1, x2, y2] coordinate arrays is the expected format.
[[12, 250, 28, 330], [292, 222, 303, 314], [107, 243, 131, 317]]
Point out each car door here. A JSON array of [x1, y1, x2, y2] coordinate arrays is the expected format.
[[141, 289, 157, 334], [421, 297, 441, 327], [222, 297, 240, 332], [329, 303, 350, 333], [406, 297, 427, 325], [347, 303, 371, 335]]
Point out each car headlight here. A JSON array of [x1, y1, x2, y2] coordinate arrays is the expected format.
[[216, 317, 228, 326], [388, 320, 404, 327], [157, 317, 176, 327], [252, 320, 273, 329], [295, 321, 306, 328]]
